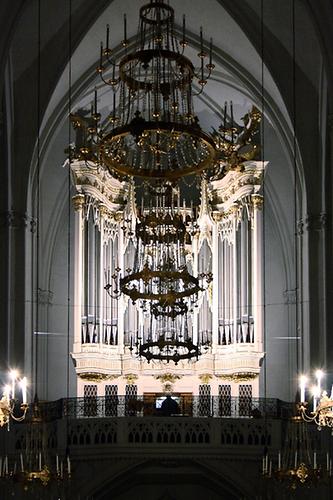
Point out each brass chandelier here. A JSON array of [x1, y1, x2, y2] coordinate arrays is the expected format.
[[298, 371, 333, 430], [94, 0, 216, 181], [263, 416, 328, 490], [70, 0, 261, 364], [105, 183, 212, 363], [0, 370, 28, 428]]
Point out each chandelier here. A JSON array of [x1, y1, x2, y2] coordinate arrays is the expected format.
[[69, 0, 262, 364], [4, 398, 71, 494], [105, 183, 212, 363], [0, 370, 28, 428], [298, 370, 333, 430], [263, 416, 329, 490], [92, 0, 217, 181]]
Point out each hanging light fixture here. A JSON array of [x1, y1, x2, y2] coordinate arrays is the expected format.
[[4, 398, 71, 494], [91, 0, 216, 181], [0, 371, 28, 428], [69, 0, 262, 365], [105, 183, 212, 363], [298, 371, 333, 430], [263, 416, 330, 490]]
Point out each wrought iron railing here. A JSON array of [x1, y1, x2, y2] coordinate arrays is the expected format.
[[28, 397, 293, 422]]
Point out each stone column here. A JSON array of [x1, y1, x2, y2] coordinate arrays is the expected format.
[[72, 195, 85, 351]]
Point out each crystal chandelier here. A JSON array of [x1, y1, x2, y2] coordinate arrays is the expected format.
[[0, 370, 28, 428], [298, 370, 333, 430]]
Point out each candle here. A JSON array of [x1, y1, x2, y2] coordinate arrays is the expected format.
[[209, 38, 212, 66], [106, 24, 110, 50], [67, 456, 71, 476], [10, 371, 16, 400], [331, 384, 333, 400], [294, 451, 297, 468], [316, 369, 323, 395], [56, 454, 59, 474], [60, 460, 63, 478], [200, 26, 203, 53], [5, 456, 8, 475], [20, 377, 27, 404], [94, 88, 97, 115], [3, 385, 10, 401], [182, 15, 186, 44], [299, 375, 307, 403], [99, 42, 103, 68], [39, 452, 42, 470], [0, 457, 2, 477], [327, 452, 329, 471], [278, 451, 281, 469], [124, 14, 127, 42], [314, 451, 317, 469], [20, 453, 24, 472]]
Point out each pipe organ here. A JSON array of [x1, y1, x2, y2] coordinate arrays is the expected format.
[[70, 160, 266, 397]]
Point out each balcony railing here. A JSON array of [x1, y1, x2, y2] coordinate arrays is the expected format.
[[29, 396, 293, 422]]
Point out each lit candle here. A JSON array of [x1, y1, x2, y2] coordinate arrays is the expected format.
[[299, 375, 307, 403], [316, 369, 324, 395], [10, 370, 17, 400], [20, 377, 27, 404], [3, 385, 10, 401], [312, 385, 320, 412]]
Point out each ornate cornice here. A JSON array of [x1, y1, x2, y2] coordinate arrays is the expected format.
[[251, 194, 264, 211], [72, 194, 85, 211], [199, 373, 212, 384]]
